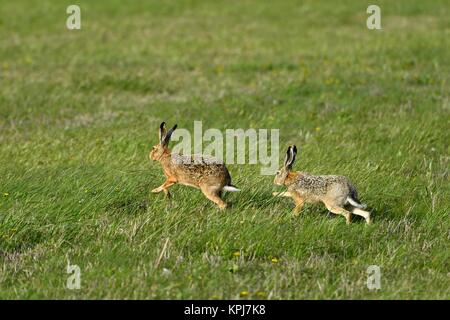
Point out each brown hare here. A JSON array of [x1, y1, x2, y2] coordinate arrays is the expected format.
[[273, 145, 371, 224], [149, 122, 239, 210]]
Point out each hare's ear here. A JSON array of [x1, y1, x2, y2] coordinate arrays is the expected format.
[[159, 122, 167, 144], [284, 145, 297, 169], [284, 146, 292, 169], [162, 124, 177, 146], [290, 145, 297, 166]]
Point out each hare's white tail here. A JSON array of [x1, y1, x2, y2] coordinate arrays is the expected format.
[[223, 185, 240, 192], [346, 197, 367, 209]]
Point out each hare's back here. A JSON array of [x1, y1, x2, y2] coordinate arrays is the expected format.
[[291, 174, 350, 195], [170, 153, 231, 184]]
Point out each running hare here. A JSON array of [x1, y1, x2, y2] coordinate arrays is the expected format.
[[273, 145, 371, 224], [149, 122, 239, 209]]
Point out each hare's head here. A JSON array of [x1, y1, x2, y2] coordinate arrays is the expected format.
[[149, 122, 177, 161], [274, 145, 297, 185]]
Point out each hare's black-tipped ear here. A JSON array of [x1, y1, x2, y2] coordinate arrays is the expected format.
[[162, 124, 177, 146], [284, 145, 296, 169], [290, 145, 297, 165], [284, 146, 292, 168], [159, 122, 167, 144]]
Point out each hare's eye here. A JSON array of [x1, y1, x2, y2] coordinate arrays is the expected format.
[[276, 170, 280, 175]]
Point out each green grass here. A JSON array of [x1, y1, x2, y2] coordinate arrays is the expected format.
[[0, 0, 449, 299]]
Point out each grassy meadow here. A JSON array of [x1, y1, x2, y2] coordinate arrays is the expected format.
[[0, 0, 449, 299]]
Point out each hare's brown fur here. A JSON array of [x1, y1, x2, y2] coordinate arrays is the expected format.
[[150, 122, 238, 209]]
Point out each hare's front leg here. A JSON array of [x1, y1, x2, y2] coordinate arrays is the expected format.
[[152, 179, 176, 198], [291, 193, 305, 217], [273, 191, 292, 197]]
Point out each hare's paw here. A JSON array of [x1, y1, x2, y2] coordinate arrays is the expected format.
[[151, 187, 162, 193], [345, 213, 352, 225]]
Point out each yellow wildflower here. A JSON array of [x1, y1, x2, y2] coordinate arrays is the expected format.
[[240, 291, 249, 297]]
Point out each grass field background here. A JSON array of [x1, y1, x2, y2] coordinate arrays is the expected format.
[[0, 0, 449, 299]]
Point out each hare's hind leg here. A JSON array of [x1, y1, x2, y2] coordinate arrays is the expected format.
[[351, 207, 371, 224], [323, 202, 352, 225], [200, 184, 227, 210]]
